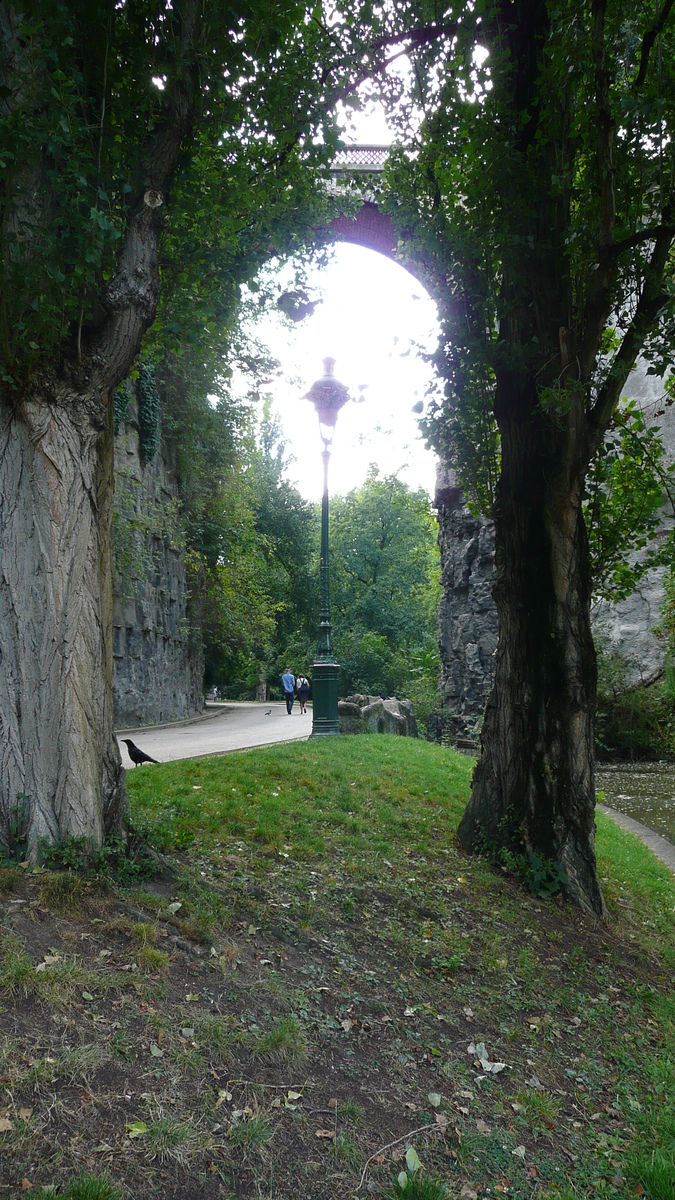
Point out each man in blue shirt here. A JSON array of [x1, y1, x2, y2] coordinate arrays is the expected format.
[[281, 668, 295, 714]]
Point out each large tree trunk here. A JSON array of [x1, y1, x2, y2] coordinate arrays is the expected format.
[[457, 406, 606, 917], [0, 387, 125, 858]]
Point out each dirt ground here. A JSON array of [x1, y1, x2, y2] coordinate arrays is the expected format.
[[0, 843, 672, 1199]]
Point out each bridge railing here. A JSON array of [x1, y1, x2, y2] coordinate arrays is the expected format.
[[330, 145, 390, 173]]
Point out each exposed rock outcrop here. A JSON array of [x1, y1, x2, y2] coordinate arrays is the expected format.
[[113, 399, 203, 728], [338, 694, 418, 737]]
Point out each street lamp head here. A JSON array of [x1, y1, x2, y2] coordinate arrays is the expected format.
[[304, 357, 350, 447]]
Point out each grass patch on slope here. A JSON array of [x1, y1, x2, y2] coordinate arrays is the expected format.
[[127, 735, 474, 862], [2, 737, 674, 1199]]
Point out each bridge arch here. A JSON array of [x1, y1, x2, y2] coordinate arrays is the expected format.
[[323, 146, 431, 289]]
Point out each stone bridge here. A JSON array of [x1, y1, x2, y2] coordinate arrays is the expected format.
[[327, 145, 404, 266]]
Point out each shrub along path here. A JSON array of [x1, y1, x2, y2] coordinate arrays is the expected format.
[[0, 738, 673, 1200]]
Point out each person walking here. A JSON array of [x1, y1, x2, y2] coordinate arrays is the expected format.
[[296, 673, 310, 715], [281, 667, 295, 714]]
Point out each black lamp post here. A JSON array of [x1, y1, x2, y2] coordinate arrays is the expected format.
[[305, 357, 350, 738]]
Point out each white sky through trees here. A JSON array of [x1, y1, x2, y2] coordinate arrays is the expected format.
[[236, 101, 441, 502], [242, 243, 441, 503]]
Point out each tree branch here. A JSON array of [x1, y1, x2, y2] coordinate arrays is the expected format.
[[91, 0, 202, 393], [633, 0, 675, 90], [600, 222, 675, 259], [322, 19, 468, 103], [588, 211, 675, 452]]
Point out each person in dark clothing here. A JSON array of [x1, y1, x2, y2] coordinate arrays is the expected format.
[[281, 668, 295, 714], [296, 673, 310, 714]]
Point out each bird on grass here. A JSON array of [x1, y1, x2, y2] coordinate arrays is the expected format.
[[264, 709, 272, 716], [121, 738, 158, 766]]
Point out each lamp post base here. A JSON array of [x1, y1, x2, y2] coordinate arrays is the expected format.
[[310, 658, 341, 738]]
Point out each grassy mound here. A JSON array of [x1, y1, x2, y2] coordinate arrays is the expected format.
[[0, 737, 673, 1199]]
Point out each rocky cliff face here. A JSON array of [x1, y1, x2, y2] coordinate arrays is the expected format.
[[434, 466, 498, 741], [112, 400, 203, 728], [434, 364, 675, 740]]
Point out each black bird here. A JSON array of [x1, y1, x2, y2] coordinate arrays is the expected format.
[[121, 738, 158, 766], [264, 709, 272, 716]]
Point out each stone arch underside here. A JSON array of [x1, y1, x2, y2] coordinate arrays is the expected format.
[[327, 202, 430, 290]]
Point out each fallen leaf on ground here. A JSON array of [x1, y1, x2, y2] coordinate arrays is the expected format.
[[459, 1187, 477, 1200], [512, 1145, 526, 1159], [480, 1057, 506, 1074], [340, 1018, 353, 1032], [476, 1118, 490, 1134], [428, 1092, 442, 1108], [149, 1044, 163, 1057], [127, 1122, 148, 1138], [215, 1090, 232, 1107], [18, 1109, 32, 1121], [21, 1180, 32, 1191], [315, 1129, 334, 1139], [167, 902, 182, 914], [0, 1118, 13, 1131]]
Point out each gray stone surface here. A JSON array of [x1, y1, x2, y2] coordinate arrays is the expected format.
[[117, 701, 309, 767], [337, 694, 418, 737], [113, 400, 203, 727], [434, 464, 497, 740]]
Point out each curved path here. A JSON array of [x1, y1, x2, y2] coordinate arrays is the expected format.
[[597, 803, 675, 877], [116, 701, 309, 768]]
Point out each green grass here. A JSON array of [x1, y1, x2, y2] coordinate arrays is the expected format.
[[33, 1174, 121, 1200], [127, 735, 474, 865], [6, 736, 673, 1200], [38, 871, 84, 913]]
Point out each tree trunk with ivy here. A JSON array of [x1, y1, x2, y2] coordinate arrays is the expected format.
[[0, 3, 200, 856]]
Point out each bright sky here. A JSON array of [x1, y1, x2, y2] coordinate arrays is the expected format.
[[240, 244, 441, 502], [232, 98, 442, 502]]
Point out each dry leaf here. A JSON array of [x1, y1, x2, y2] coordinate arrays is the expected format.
[[459, 1187, 477, 1200], [315, 1129, 334, 1139], [340, 1018, 353, 1033], [18, 1109, 32, 1121], [476, 1118, 490, 1134], [428, 1092, 442, 1108], [0, 1117, 13, 1131], [149, 1044, 163, 1058], [512, 1145, 526, 1159], [21, 1180, 32, 1191]]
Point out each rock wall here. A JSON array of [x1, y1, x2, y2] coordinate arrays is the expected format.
[[435, 364, 675, 740], [112, 400, 203, 728], [434, 466, 497, 741]]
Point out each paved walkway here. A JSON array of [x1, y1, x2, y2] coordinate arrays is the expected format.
[[116, 702, 309, 768], [597, 803, 675, 877]]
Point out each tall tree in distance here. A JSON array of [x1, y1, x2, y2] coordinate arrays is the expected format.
[[375, 0, 675, 912], [329, 469, 440, 704], [0, 0, 345, 856]]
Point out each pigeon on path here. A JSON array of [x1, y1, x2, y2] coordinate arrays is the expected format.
[[121, 738, 159, 766], [264, 709, 272, 716]]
